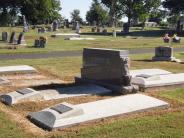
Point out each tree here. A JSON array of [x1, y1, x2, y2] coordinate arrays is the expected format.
[[101, 0, 161, 31], [0, 0, 62, 25], [21, 0, 62, 24], [163, 0, 184, 32], [101, 0, 123, 27], [134, 0, 161, 30], [71, 9, 83, 23], [86, 0, 109, 25]]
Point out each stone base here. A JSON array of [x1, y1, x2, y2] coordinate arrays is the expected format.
[[75, 77, 139, 94], [152, 56, 176, 61]]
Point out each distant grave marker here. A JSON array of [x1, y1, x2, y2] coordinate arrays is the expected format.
[[17, 32, 27, 45], [152, 46, 175, 61], [9, 32, 17, 44], [2, 32, 8, 42]]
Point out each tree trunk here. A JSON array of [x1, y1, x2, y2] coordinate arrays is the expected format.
[[176, 20, 181, 33]]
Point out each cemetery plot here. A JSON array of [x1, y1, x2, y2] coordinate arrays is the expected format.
[[0, 84, 112, 105], [132, 73, 184, 91], [28, 94, 169, 131]]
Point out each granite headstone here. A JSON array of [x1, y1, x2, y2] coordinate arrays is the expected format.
[[76, 48, 138, 93], [152, 46, 175, 61], [2, 32, 8, 42]]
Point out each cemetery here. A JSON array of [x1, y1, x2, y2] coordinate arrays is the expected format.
[[0, 0, 183, 138]]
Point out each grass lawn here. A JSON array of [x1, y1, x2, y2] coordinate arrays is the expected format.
[[0, 26, 184, 137], [0, 26, 183, 54], [0, 53, 183, 138]]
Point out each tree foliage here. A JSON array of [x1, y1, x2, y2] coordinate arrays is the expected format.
[[163, 0, 184, 32], [0, 0, 61, 25], [101, 0, 161, 30], [86, 0, 109, 25], [71, 9, 83, 23]]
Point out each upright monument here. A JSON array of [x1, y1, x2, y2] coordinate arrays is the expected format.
[[76, 48, 138, 93]]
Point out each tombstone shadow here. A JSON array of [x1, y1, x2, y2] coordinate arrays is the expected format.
[[31, 83, 119, 97], [133, 59, 153, 62]]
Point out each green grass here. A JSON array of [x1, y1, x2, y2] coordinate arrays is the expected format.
[[0, 27, 184, 137], [0, 111, 34, 138], [0, 26, 183, 54], [158, 89, 184, 103]]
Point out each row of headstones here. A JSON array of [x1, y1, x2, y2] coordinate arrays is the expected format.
[[2, 32, 26, 45], [2, 32, 46, 48], [91, 27, 108, 34]]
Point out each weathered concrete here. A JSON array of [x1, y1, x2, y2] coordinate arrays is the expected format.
[[0, 84, 111, 105], [132, 73, 184, 89], [0, 65, 37, 74], [28, 94, 169, 130], [51, 33, 80, 38], [65, 37, 95, 40], [130, 69, 172, 78]]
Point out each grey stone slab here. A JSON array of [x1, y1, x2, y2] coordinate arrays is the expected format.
[[0, 88, 39, 105], [17, 88, 35, 95], [51, 104, 73, 114], [0, 65, 37, 75], [28, 94, 169, 130]]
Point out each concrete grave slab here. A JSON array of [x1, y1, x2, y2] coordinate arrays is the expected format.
[[0, 88, 40, 105], [132, 73, 184, 90], [0, 65, 37, 75], [51, 33, 80, 38], [28, 94, 169, 130], [0, 84, 111, 105], [65, 37, 95, 41], [130, 69, 172, 78]]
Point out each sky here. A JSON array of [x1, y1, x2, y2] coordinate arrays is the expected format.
[[60, 0, 93, 21]]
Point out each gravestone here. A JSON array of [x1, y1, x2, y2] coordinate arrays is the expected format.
[[97, 27, 102, 33], [23, 15, 29, 32], [52, 20, 58, 31], [9, 32, 17, 44], [76, 48, 138, 93], [34, 37, 47, 48], [102, 28, 107, 34], [152, 46, 175, 61], [76, 21, 81, 33], [47, 26, 53, 32], [122, 23, 129, 33], [2, 32, 8, 42], [65, 19, 70, 28], [17, 32, 27, 45]]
